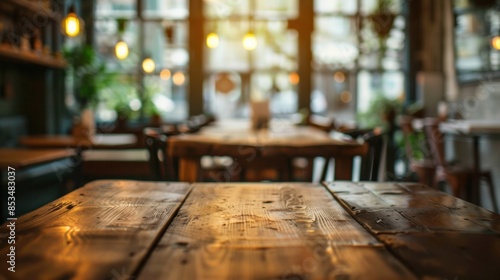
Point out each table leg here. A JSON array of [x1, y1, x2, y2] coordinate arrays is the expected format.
[[178, 157, 201, 182], [472, 136, 480, 205], [335, 157, 354, 181]]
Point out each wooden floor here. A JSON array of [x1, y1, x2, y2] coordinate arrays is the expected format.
[[1, 181, 499, 279]]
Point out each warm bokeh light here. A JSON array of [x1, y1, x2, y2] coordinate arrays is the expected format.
[[334, 72, 345, 83], [142, 58, 155, 73], [173, 72, 186, 86], [115, 40, 129, 60], [62, 13, 81, 37], [340, 90, 352, 103], [492, 36, 500, 50], [242, 32, 257, 51], [206, 32, 219, 49], [160, 69, 172, 80], [289, 72, 300, 85]]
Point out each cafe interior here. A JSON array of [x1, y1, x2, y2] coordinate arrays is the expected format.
[[1, 0, 500, 279]]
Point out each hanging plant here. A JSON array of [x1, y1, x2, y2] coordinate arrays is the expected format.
[[369, 0, 396, 39]]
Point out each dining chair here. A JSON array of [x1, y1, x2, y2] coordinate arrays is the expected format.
[[398, 115, 437, 188], [144, 127, 169, 181], [423, 118, 498, 212], [320, 128, 384, 182]]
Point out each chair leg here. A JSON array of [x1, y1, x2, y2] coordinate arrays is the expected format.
[[482, 173, 499, 213], [320, 157, 330, 182]]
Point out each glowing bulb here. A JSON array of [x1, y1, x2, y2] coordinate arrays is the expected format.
[[160, 69, 171, 80], [340, 91, 352, 103], [142, 58, 155, 74], [289, 72, 300, 85], [334, 72, 345, 83], [62, 13, 81, 37], [242, 32, 257, 51], [172, 72, 185, 86], [492, 36, 500, 50], [206, 32, 219, 49], [115, 40, 129, 60]]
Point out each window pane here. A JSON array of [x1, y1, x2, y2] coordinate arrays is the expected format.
[[95, 20, 139, 72], [143, 0, 189, 19], [204, 72, 245, 119], [255, 0, 298, 19], [312, 71, 355, 120], [314, 0, 357, 15], [144, 22, 189, 69], [96, 0, 136, 18], [204, 0, 250, 18], [313, 16, 358, 69], [205, 20, 250, 72], [357, 71, 404, 113], [144, 74, 188, 121], [252, 21, 298, 71]]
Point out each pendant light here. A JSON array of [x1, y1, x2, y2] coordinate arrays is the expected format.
[[61, 5, 84, 37]]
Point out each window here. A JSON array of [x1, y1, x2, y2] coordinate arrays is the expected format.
[[203, 0, 299, 119], [91, 0, 407, 123], [312, 0, 406, 121], [94, 0, 189, 122]]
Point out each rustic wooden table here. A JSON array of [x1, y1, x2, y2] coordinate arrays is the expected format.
[[1, 180, 499, 279], [0, 148, 76, 221], [169, 120, 367, 182], [19, 134, 138, 149]]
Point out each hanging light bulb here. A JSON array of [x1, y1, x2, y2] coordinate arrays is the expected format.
[[242, 32, 257, 51], [142, 57, 155, 74], [206, 32, 219, 49], [172, 71, 186, 86], [115, 39, 129, 60], [61, 5, 84, 37], [492, 35, 500, 50]]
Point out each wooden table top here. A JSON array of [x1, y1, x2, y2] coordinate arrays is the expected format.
[[439, 120, 500, 135], [2, 180, 499, 279], [0, 148, 75, 169], [19, 134, 138, 149], [169, 120, 366, 157]]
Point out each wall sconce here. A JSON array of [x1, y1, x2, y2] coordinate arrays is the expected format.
[[206, 32, 219, 49], [142, 57, 155, 74], [242, 31, 257, 51], [61, 5, 84, 37], [115, 19, 129, 60]]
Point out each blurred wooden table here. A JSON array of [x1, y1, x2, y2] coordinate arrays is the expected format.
[[440, 120, 500, 205], [0, 148, 76, 220], [19, 134, 138, 149], [1, 181, 499, 279], [169, 119, 367, 182]]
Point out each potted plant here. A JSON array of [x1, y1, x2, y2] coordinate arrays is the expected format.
[[64, 44, 114, 137], [358, 94, 402, 129]]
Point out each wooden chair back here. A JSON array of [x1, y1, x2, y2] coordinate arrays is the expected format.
[[423, 118, 447, 168], [144, 128, 169, 181], [359, 129, 385, 181]]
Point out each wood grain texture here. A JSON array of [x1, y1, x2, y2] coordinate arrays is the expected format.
[[139, 183, 416, 280], [0, 180, 191, 280], [0, 148, 75, 169], [325, 181, 500, 279]]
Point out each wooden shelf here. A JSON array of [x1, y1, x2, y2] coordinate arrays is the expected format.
[[0, 45, 66, 69], [2, 0, 59, 21]]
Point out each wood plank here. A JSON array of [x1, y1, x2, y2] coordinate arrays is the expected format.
[[0, 180, 192, 280], [325, 182, 500, 233], [139, 183, 416, 279], [324, 182, 500, 279], [378, 233, 500, 279]]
